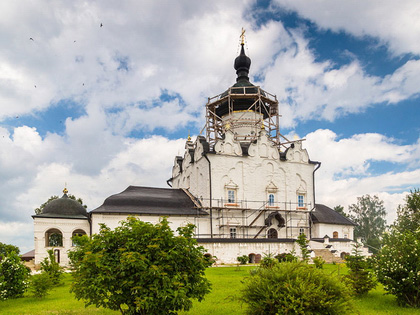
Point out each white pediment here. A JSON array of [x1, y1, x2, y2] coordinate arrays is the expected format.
[[214, 130, 242, 156]]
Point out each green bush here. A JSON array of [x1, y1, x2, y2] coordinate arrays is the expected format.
[[259, 254, 277, 269], [30, 272, 53, 298], [376, 228, 420, 307], [0, 251, 30, 300], [312, 256, 325, 269], [237, 255, 248, 265], [240, 262, 354, 315], [275, 252, 298, 262], [40, 249, 63, 286], [344, 248, 376, 295]]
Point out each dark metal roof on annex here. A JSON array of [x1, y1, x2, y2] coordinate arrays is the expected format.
[[32, 193, 88, 220], [311, 204, 356, 226], [90, 186, 208, 216]]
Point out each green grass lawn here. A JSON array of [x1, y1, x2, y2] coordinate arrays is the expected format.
[[1, 265, 420, 314]]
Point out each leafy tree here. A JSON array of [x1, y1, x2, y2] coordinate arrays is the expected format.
[[69, 217, 212, 315], [240, 262, 354, 315], [296, 233, 310, 262], [0, 251, 30, 300], [394, 188, 420, 232], [30, 272, 53, 298], [34, 194, 87, 215], [349, 195, 386, 253], [376, 228, 420, 307], [40, 249, 63, 285], [0, 242, 19, 260], [376, 189, 420, 307], [334, 205, 349, 218], [344, 243, 376, 295]]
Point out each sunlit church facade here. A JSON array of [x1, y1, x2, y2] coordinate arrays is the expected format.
[[32, 39, 367, 266]]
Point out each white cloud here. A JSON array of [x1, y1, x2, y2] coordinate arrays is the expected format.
[[262, 31, 420, 127], [274, 0, 420, 56], [304, 129, 420, 224]]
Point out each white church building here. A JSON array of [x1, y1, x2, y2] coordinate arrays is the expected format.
[[32, 39, 366, 266]]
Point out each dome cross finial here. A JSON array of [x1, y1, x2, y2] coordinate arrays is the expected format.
[[240, 27, 246, 45]]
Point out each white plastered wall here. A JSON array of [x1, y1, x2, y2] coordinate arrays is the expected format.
[[33, 217, 90, 266]]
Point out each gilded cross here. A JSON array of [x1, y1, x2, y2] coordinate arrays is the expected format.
[[240, 28, 246, 45]]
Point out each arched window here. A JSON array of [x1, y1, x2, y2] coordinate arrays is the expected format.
[[268, 194, 275, 206], [72, 229, 87, 246], [333, 231, 339, 238], [45, 229, 63, 247], [267, 228, 278, 239]]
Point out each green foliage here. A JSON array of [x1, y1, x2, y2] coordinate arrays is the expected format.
[[0, 251, 30, 300], [296, 233, 310, 261], [344, 243, 376, 295], [375, 190, 420, 307], [0, 242, 19, 260], [30, 272, 53, 298], [259, 253, 277, 269], [237, 255, 248, 265], [313, 256, 325, 269], [34, 194, 87, 214], [376, 227, 420, 307], [334, 205, 349, 218], [275, 252, 298, 263], [394, 188, 420, 232], [349, 195, 386, 254], [69, 216, 212, 315], [40, 250, 63, 285], [240, 262, 354, 315]]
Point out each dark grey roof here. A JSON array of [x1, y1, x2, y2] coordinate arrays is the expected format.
[[21, 249, 35, 260], [33, 194, 88, 219], [91, 186, 208, 216], [311, 204, 356, 226]]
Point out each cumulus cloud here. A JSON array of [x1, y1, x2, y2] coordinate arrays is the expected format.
[[262, 31, 420, 127], [273, 0, 420, 56], [303, 129, 420, 223]]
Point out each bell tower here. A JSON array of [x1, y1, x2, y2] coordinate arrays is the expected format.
[[205, 30, 282, 150]]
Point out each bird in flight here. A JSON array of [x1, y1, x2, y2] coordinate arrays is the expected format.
[[100, 23, 103, 27], [29, 38, 34, 41]]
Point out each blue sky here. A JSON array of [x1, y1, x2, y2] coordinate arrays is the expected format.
[[1, 0, 420, 252]]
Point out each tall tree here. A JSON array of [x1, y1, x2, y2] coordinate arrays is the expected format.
[[0, 242, 19, 260], [349, 195, 386, 253], [394, 188, 420, 232], [376, 189, 420, 307]]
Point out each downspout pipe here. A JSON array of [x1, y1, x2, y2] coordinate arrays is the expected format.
[[310, 161, 321, 239], [203, 153, 213, 238]]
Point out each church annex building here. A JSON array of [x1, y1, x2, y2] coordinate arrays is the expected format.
[[32, 39, 368, 266]]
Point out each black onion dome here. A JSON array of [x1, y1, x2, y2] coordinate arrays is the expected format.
[[234, 43, 251, 83], [40, 193, 88, 218]]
